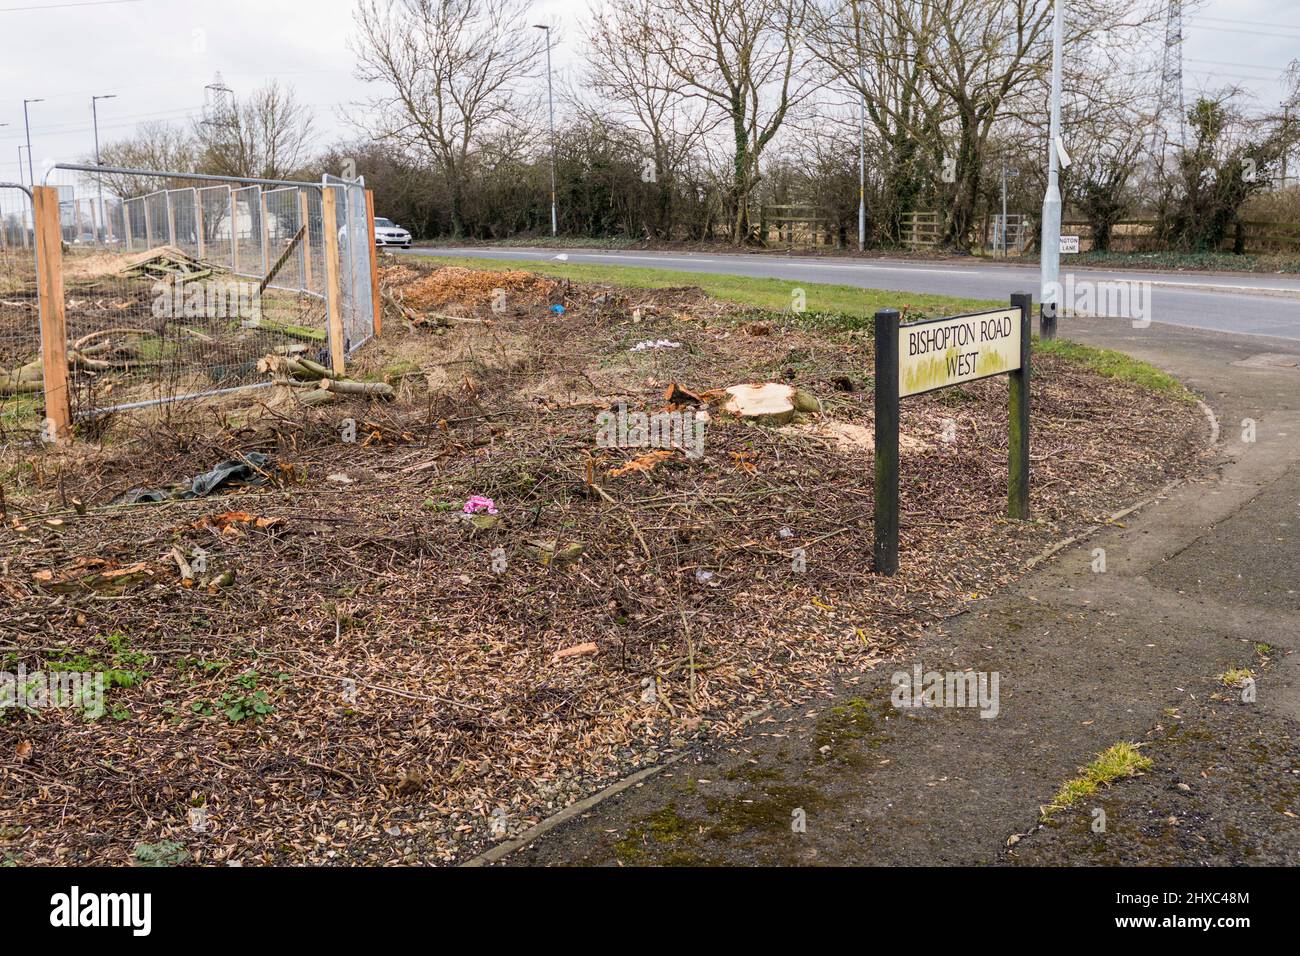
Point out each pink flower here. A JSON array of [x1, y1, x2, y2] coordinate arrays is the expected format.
[[463, 495, 498, 515]]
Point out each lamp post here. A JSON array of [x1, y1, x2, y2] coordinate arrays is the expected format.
[[17, 145, 27, 187], [858, 48, 866, 252], [1037, 0, 1064, 340], [23, 98, 43, 186], [92, 94, 117, 243], [533, 23, 557, 238]]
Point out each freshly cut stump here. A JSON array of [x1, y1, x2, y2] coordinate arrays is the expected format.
[[721, 383, 822, 425]]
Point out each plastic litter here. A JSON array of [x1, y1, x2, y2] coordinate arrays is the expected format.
[[630, 339, 682, 352], [462, 495, 499, 515], [111, 453, 271, 505]]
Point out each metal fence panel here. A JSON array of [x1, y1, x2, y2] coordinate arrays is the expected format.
[[233, 185, 261, 278], [0, 185, 41, 440], [145, 191, 169, 247], [263, 186, 305, 293], [169, 188, 200, 260], [33, 165, 377, 422], [324, 176, 375, 354], [198, 185, 234, 272], [303, 188, 324, 300], [124, 196, 146, 251]]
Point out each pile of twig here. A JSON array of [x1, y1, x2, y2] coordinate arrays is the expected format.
[[117, 245, 212, 282]]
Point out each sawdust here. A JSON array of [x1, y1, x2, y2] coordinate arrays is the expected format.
[[384, 265, 559, 311], [61, 249, 137, 282], [789, 420, 931, 453]]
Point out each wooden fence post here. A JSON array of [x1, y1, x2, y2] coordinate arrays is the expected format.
[[873, 308, 900, 575], [1008, 293, 1033, 519], [33, 186, 71, 443], [365, 188, 381, 336], [321, 187, 346, 375], [299, 190, 313, 290]]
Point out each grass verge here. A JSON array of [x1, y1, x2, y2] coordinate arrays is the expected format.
[[1043, 742, 1154, 817], [1034, 338, 1193, 402], [409, 255, 1194, 401]]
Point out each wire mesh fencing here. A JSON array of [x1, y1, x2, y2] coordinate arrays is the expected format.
[[326, 174, 376, 353], [0, 185, 41, 441], [40, 165, 377, 423]]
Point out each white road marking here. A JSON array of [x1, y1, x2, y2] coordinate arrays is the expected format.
[[1145, 279, 1300, 294]]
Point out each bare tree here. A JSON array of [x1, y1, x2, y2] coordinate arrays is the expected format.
[[351, 0, 543, 237], [1056, 24, 1161, 251], [582, 0, 715, 238], [194, 81, 316, 180], [808, 0, 947, 243], [1270, 60, 1300, 188], [92, 121, 196, 196], [631, 0, 816, 243], [894, 0, 1064, 248], [811, 0, 1160, 250]]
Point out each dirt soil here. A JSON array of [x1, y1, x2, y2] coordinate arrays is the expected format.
[[0, 258, 1205, 866]]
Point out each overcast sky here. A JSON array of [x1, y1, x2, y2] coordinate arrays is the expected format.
[[2, 0, 1296, 185]]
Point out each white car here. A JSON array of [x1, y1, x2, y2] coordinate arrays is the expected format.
[[373, 217, 412, 248]]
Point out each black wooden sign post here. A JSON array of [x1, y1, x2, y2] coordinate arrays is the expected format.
[[873, 308, 901, 575], [873, 292, 1034, 575]]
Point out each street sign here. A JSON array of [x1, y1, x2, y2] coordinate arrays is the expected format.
[[873, 295, 1033, 575], [898, 308, 1023, 398], [1060, 235, 1079, 254]]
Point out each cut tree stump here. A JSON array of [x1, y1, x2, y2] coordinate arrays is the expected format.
[[721, 383, 822, 425]]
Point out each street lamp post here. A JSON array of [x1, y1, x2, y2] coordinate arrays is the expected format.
[[858, 52, 866, 253], [1038, 0, 1064, 340], [1002, 163, 1009, 257], [92, 94, 117, 243], [534, 24, 557, 238], [17, 145, 28, 187], [23, 98, 43, 186]]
